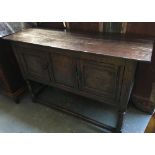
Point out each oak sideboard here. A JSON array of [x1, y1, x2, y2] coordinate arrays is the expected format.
[[4, 28, 153, 132]]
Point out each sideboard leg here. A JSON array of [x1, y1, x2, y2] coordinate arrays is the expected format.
[[115, 111, 126, 133], [26, 80, 36, 102], [13, 96, 20, 104]]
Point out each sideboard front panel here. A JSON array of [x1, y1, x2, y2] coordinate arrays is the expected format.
[[12, 42, 135, 110], [79, 59, 125, 105], [14, 46, 50, 83], [50, 52, 77, 89]]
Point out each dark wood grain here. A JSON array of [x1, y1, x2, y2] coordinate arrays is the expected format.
[[68, 22, 100, 33], [37, 22, 65, 30], [126, 22, 155, 37], [50, 52, 77, 88], [12, 45, 51, 82], [79, 58, 124, 106], [126, 22, 155, 113], [4, 28, 153, 62]]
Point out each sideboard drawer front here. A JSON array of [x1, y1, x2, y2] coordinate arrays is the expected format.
[[50, 52, 77, 89], [14, 46, 50, 82], [79, 60, 124, 105]]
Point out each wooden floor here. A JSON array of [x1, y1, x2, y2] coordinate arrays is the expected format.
[[145, 113, 155, 133]]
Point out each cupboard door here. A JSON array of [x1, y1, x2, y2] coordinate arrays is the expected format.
[[79, 59, 124, 105], [14, 46, 50, 82], [50, 52, 77, 89]]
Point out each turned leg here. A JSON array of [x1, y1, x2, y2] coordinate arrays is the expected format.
[[13, 96, 20, 104], [115, 111, 126, 133], [26, 80, 36, 102]]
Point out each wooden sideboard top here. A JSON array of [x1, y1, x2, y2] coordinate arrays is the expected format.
[[4, 28, 154, 62]]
